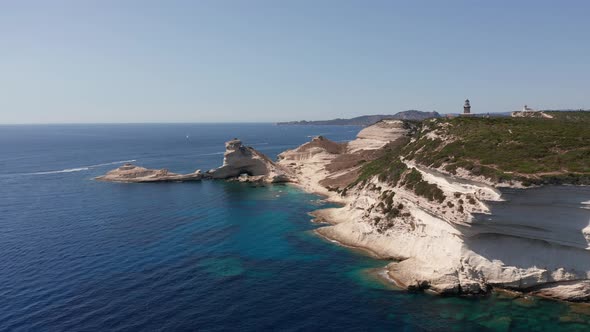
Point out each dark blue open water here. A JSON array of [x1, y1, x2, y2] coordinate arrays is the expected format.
[[1, 124, 590, 331]]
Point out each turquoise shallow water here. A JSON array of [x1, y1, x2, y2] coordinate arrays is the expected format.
[[1, 123, 590, 331]]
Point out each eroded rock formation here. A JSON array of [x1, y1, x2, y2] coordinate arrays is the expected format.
[[96, 117, 590, 302], [97, 139, 292, 184], [208, 139, 292, 183], [278, 120, 410, 196], [96, 164, 203, 183]]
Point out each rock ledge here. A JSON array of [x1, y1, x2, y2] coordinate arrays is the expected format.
[[96, 164, 203, 183], [97, 139, 292, 183]]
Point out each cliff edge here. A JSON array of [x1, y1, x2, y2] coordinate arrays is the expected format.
[[281, 113, 590, 302], [278, 120, 411, 199], [208, 139, 293, 183]]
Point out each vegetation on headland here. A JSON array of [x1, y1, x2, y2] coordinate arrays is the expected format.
[[353, 140, 409, 186], [402, 168, 445, 202], [350, 138, 447, 203], [354, 111, 590, 190]]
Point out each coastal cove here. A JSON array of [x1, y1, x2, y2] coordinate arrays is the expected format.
[[2, 124, 590, 331], [312, 185, 590, 290]]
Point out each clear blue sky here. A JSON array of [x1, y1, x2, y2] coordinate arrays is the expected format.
[[1, 0, 588, 123]]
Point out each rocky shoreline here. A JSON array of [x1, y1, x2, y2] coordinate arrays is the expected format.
[[96, 139, 294, 184], [96, 164, 204, 183], [308, 180, 590, 302], [97, 119, 590, 302], [276, 120, 590, 302]]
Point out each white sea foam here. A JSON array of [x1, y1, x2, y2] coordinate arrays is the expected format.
[[196, 152, 224, 156], [17, 160, 136, 176], [86, 160, 137, 168], [30, 167, 90, 175]]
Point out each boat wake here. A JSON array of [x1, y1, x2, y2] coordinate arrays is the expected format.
[[196, 152, 224, 156], [31, 167, 90, 175], [12, 160, 137, 176]]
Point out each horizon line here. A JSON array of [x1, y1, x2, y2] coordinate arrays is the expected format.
[[1, 109, 588, 125]]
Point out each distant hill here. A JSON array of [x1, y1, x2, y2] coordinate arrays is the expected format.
[[277, 110, 440, 126]]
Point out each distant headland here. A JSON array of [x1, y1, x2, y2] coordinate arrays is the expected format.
[[276, 110, 440, 126], [277, 104, 590, 126]]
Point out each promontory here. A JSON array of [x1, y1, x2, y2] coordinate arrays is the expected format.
[[98, 111, 590, 302]]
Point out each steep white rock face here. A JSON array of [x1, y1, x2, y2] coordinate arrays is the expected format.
[[278, 121, 410, 199], [283, 121, 590, 301], [278, 136, 346, 198], [210, 139, 292, 183], [313, 173, 490, 293], [314, 173, 590, 300], [348, 120, 408, 153]]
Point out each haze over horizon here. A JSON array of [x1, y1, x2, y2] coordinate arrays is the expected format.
[[1, 0, 589, 124]]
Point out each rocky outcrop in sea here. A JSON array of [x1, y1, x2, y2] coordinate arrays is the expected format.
[[207, 139, 293, 183], [97, 139, 292, 183], [97, 119, 590, 302], [96, 164, 203, 183]]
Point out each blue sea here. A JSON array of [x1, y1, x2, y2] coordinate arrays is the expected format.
[[1, 123, 590, 331]]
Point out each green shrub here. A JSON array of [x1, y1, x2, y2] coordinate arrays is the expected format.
[[404, 115, 590, 184], [403, 168, 446, 203]]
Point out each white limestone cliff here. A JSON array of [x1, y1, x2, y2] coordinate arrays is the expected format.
[[280, 120, 590, 302], [278, 120, 409, 199], [208, 139, 293, 183], [96, 122, 590, 302]]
